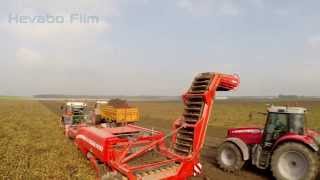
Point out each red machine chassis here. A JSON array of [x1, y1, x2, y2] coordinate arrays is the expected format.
[[68, 72, 240, 179]]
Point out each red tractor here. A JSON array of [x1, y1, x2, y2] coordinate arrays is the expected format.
[[217, 105, 320, 180], [68, 72, 240, 179], [60, 102, 89, 136]]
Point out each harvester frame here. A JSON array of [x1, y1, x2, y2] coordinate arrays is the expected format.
[[69, 72, 240, 179]]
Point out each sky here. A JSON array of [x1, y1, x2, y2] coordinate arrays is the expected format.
[[0, 0, 320, 96]]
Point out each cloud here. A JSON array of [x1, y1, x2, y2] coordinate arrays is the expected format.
[[274, 9, 290, 16], [303, 35, 320, 63], [306, 35, 320, 49], [177, 0, 241, 16], [3, 2, 112, 40], [5, 21, 111, 46], [15, 48, 42, 65], [2, 18, 112, 72], [216, 0, 240, 16], [0, 0, 114, 69], [249, 0, 264, 9], [0, 0, 117, 96], [177, 0, 212, 16]]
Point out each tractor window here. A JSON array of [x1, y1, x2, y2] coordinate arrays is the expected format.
[[262, 113, 289, 147], [72, 106, 85, 115], [266, 113, 288, 134], [289, 114, 304, 134]]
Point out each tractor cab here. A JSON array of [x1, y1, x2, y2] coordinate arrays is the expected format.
[[262, 106, 306, 148], [61, 102, 88, 125], [218, 105, 319, 180], [254, 106, 308, 169]]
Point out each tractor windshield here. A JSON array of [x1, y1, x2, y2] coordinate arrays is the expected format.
[[266, 113, 288, 134], [288, 114, 304, 134], [72, 106, 85, 115], [266, 113, 304, 135], [71, 106, 88, 124]]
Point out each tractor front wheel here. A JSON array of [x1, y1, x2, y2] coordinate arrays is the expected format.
[[216, 142, 245, 172], [271, 142, 319, 180]]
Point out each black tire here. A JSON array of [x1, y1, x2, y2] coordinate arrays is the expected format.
[[216, 142, 245, 172], [271, 142, 319, 180]]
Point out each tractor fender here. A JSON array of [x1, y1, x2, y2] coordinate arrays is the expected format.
[[225, 137, 250, 160], [273, 135, 319, 152]]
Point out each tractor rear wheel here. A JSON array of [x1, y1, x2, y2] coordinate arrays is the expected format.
[[216, 142, 245, 172], [271, 142, 319, 180]]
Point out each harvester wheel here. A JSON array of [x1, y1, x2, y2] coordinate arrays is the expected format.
[[271, 142, 319, 180], [216, 142, 245, 172]]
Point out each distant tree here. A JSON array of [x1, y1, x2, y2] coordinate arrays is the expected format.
[[278, 94, 299, 99]]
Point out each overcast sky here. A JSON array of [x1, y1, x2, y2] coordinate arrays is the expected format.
[[0, 0, 320, 96]]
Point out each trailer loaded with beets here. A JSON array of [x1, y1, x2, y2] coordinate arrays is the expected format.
[[65, 72, 240, 179], [93, 99, 139, 126]]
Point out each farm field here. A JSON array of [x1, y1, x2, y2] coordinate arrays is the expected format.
[[1, 99, 320, 179], [0, 100, 95, 179]]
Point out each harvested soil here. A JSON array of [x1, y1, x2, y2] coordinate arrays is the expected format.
[[108, 99, 131, 108]]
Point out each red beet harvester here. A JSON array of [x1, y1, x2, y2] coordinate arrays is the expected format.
[[68, 72, 240, 179]]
